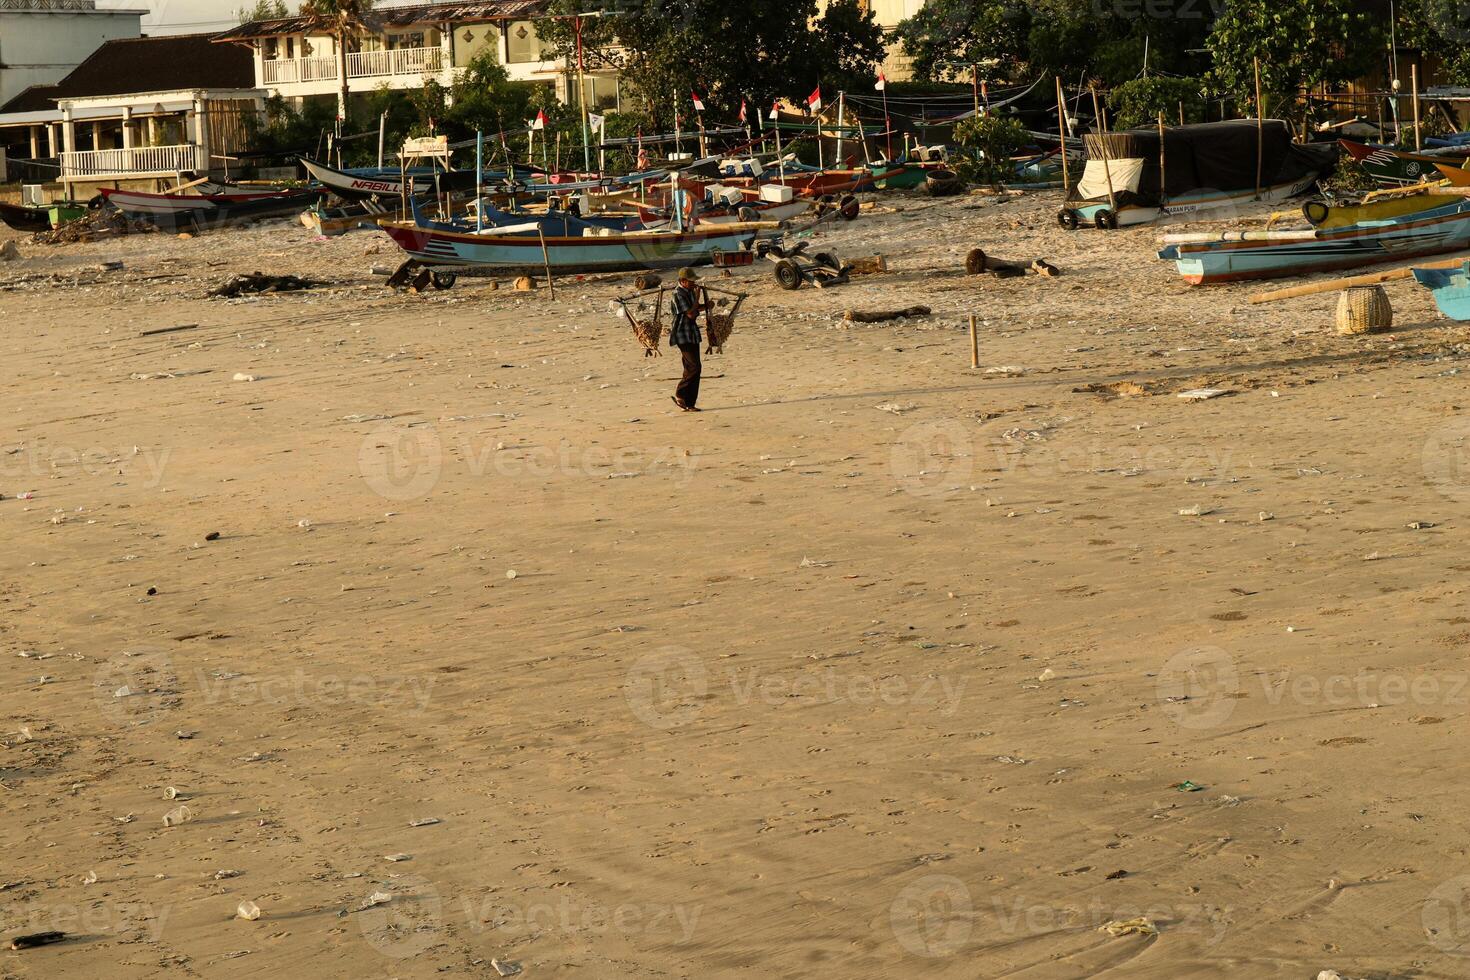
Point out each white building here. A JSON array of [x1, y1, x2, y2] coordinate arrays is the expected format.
[[0, 0, 146, 105], [0, 32, 261, 191], [212, 0, 607, 111]]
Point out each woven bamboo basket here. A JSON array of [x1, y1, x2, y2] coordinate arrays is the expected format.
[[1335, 285, 1392, 335]]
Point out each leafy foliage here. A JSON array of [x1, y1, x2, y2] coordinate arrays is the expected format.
[[542, 0, 883, 126], [1108, 76, 1205, 130], [1205, 0, 1378, 124], [236, 0, 290, 23], [951, 113, 1028, 185], [895, 0, 1211, 88]]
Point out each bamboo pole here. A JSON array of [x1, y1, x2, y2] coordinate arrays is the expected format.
[[1253, 57, 1264, 200], [537, 227, 556, 299], [1089, 85, 1117, 221], [1158, 111, 1167, 212], [1247, 251, 1470, 303], [969, 314, 979, 368], [1412, 63, 1422, 152], [1055, 76, 1070, 191]]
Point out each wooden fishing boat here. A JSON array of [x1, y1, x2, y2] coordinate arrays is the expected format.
[[1063, 121, 1336, 229], [1412, 261, 1470, 319], [301, 157, 486, 200], [300, 200, 387, 236], [1339, 139, 1470, 187], [101, 183, 321, 223], [1434, 162, 1470, 186], [0, 200, 52, 232], [378, 218, 758, 273], [1301, 191, 1467, 228], [1159, 197, 1470, 284]]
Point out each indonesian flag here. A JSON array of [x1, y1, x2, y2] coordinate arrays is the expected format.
[[738, 99, 747, 123], [691, 91, 705, 113], [806, 86, 822, 113], [530, 109, 546, 131], [875, 70, 886, 91]]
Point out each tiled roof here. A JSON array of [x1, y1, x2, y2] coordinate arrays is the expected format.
[[213, 0, 546, 41], [0, 33, 253, 113]]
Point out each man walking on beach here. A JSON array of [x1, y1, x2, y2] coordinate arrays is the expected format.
[[669, 267, 709, 412]]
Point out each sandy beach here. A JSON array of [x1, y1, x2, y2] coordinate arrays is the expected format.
[[4, 191, 1470, 978]]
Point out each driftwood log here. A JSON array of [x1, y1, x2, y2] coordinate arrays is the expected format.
[[843, 305, 931, 323], [845, 255, 887, 275]]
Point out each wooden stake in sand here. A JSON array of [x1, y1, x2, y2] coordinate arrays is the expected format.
[[1412, 63, 1422, 152], [1088, 86, 1117, 219], [969, 314, 979, 369], [1055, 76, 1070, 191], [537, 227, 556, 299], [1253, 57, 1264, 200]]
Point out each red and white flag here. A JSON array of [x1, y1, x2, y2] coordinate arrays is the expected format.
[[874, 70, 886, 91], [806, 86, 822, 113], [691, 91, 705, 113], [529, 109, 546, 131], [738, 99, 747, 123]]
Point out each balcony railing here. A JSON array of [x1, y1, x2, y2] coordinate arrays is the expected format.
[[61, 144, 206, 178], [260, 46, 447, 85], [348, 46, 444, 78]]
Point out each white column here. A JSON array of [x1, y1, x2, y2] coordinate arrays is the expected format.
[[61, 108, 76, 197], [146, 115, 158, 147], [192, 96, 212, 172], [121, 107, 134, 151], [29, 126, 39, 158]]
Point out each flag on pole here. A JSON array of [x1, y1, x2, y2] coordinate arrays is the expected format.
[[874, 70, 886, 91], [691, 91, 705, 112], [588, 112, 605, 132], [738, 99, 747, 123], [530, 110, 546, 131], [806, 86, 823, 113]]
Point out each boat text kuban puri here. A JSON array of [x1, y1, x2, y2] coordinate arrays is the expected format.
[[1060, 120, 1338, 229]]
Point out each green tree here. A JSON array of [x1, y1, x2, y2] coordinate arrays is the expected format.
[[808, 0, 888, 98], [236, 0, 289, 22], [1108, 76, 1206, 129], [952, 113, 1027, 184], [1205, 0, 1378, 127], [542, 0, 884, 126], [299, 0, 375, 124]]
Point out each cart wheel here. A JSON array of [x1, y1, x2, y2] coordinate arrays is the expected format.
[[1057, 208, 1079, 231], [737, 206, 759, 223], [774, 258, 803, 291], [838, 195, 860, 220], [1094, 209, 1118, 230], [964, 248, 987, 275], [431, 271, 457, 290], [710, 248, 723, 266], [813, 251, 841, 271]]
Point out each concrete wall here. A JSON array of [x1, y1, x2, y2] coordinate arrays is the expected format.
[[0, 9, 144, 104]]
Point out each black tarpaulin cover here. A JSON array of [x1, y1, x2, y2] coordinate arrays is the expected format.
[[1068, 119, 1338, 206]]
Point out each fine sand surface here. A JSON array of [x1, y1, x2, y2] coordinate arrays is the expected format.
[[3, 192, 1470, 979]]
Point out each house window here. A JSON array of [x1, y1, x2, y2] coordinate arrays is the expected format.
[[387, 31, 425, 50], [263, 37, 279, 59], [581, 75, 619, 111], [505, 20, 549, 63]]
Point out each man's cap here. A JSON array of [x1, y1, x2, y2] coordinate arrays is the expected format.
[[677, 267, 697, 281]]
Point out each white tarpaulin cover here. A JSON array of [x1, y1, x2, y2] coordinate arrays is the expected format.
[[1075, 157, 1145, 202]]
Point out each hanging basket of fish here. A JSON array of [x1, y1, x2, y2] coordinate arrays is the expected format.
[[701, 286, 748, 354], [611, 286, 670, 356]]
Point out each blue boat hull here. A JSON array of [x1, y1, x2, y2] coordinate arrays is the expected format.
[[1413, 262, 1470, 320]]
